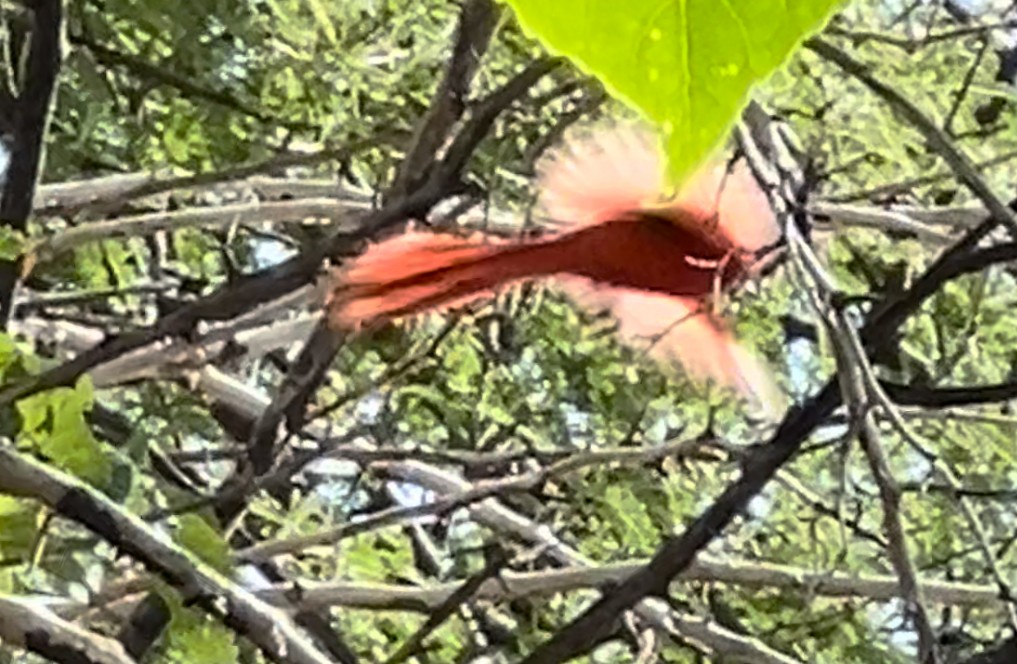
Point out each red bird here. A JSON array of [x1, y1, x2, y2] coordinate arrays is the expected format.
[[327, 125, 780, 408]]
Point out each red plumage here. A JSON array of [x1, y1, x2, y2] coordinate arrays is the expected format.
[[327, 125, 780, 408]]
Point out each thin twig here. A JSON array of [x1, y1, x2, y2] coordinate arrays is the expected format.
[[764, 116, 942, 662], [383, 548, 507, 664], [943, 36, 989, 134], [826, 20, 1017, 50], [826, 150, 1017, 203], [71, 32, 309, 130], [794, 234, 941, 663]]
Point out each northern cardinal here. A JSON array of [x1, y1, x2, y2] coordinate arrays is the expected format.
[[326, 125, 781, 408]]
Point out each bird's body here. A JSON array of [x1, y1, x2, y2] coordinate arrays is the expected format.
[[327, 125, 780, 406]]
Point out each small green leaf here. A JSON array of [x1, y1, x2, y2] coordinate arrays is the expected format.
[[0, 226, 27, 261], [443, 342, 482, 394], [43, 408, 109, 486], [0, 496, 40, 561], [503, 0, 844, 181], [174, 514, 234, 575], [0, 333, 18, 380], [16, 392, 48, 434]]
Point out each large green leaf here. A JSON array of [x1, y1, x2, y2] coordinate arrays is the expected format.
[[503, 0, 843, 181], [16, 376, 111, 488]]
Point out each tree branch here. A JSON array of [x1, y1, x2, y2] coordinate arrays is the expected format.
[[32, 198, 371, 266], [197, 365, 798, 664], [962, 636, 1017, 664], [0, 594, 134, 664], [70, 32, 310, 130], [237, 437, 716, 562], [249, 557, 1010, 613], [0, 46, 558, 412]]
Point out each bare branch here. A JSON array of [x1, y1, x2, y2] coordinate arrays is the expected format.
[[884, 380, 1017, 408], [252, 557, 1010, 613], [383, 548, 507, 664], [35, 142, 390, 218], [826, 20, 1017, 50], [431, 57, 561, 189], [49, 555, 1012, 624], [237, 438, 718, 562], [32, 198, 371, 266], [825, 289, 941, 663], [0, 594, 133, 664], [809, 202, 970, 244], [825, 150, 1017, 203], [775, 114, 942, 663]]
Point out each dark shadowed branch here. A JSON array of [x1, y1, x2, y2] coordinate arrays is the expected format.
[[384, 547, 507, 664], [433, 57, 562, 187], [0, 0, 62, 326], [388, 0, 501, 198], [961, 636, 1017, 664], [885, 380, 1017, 406]]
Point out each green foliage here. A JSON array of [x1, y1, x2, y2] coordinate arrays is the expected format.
[[0, 496, 41, 572], [0, 227, 27, 262], [173, 514, 234, 576], [16, 376, 111, 489], [339, 532, 416, 582], [503, 0, 845, 181], [163, 592, 240, 664]]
